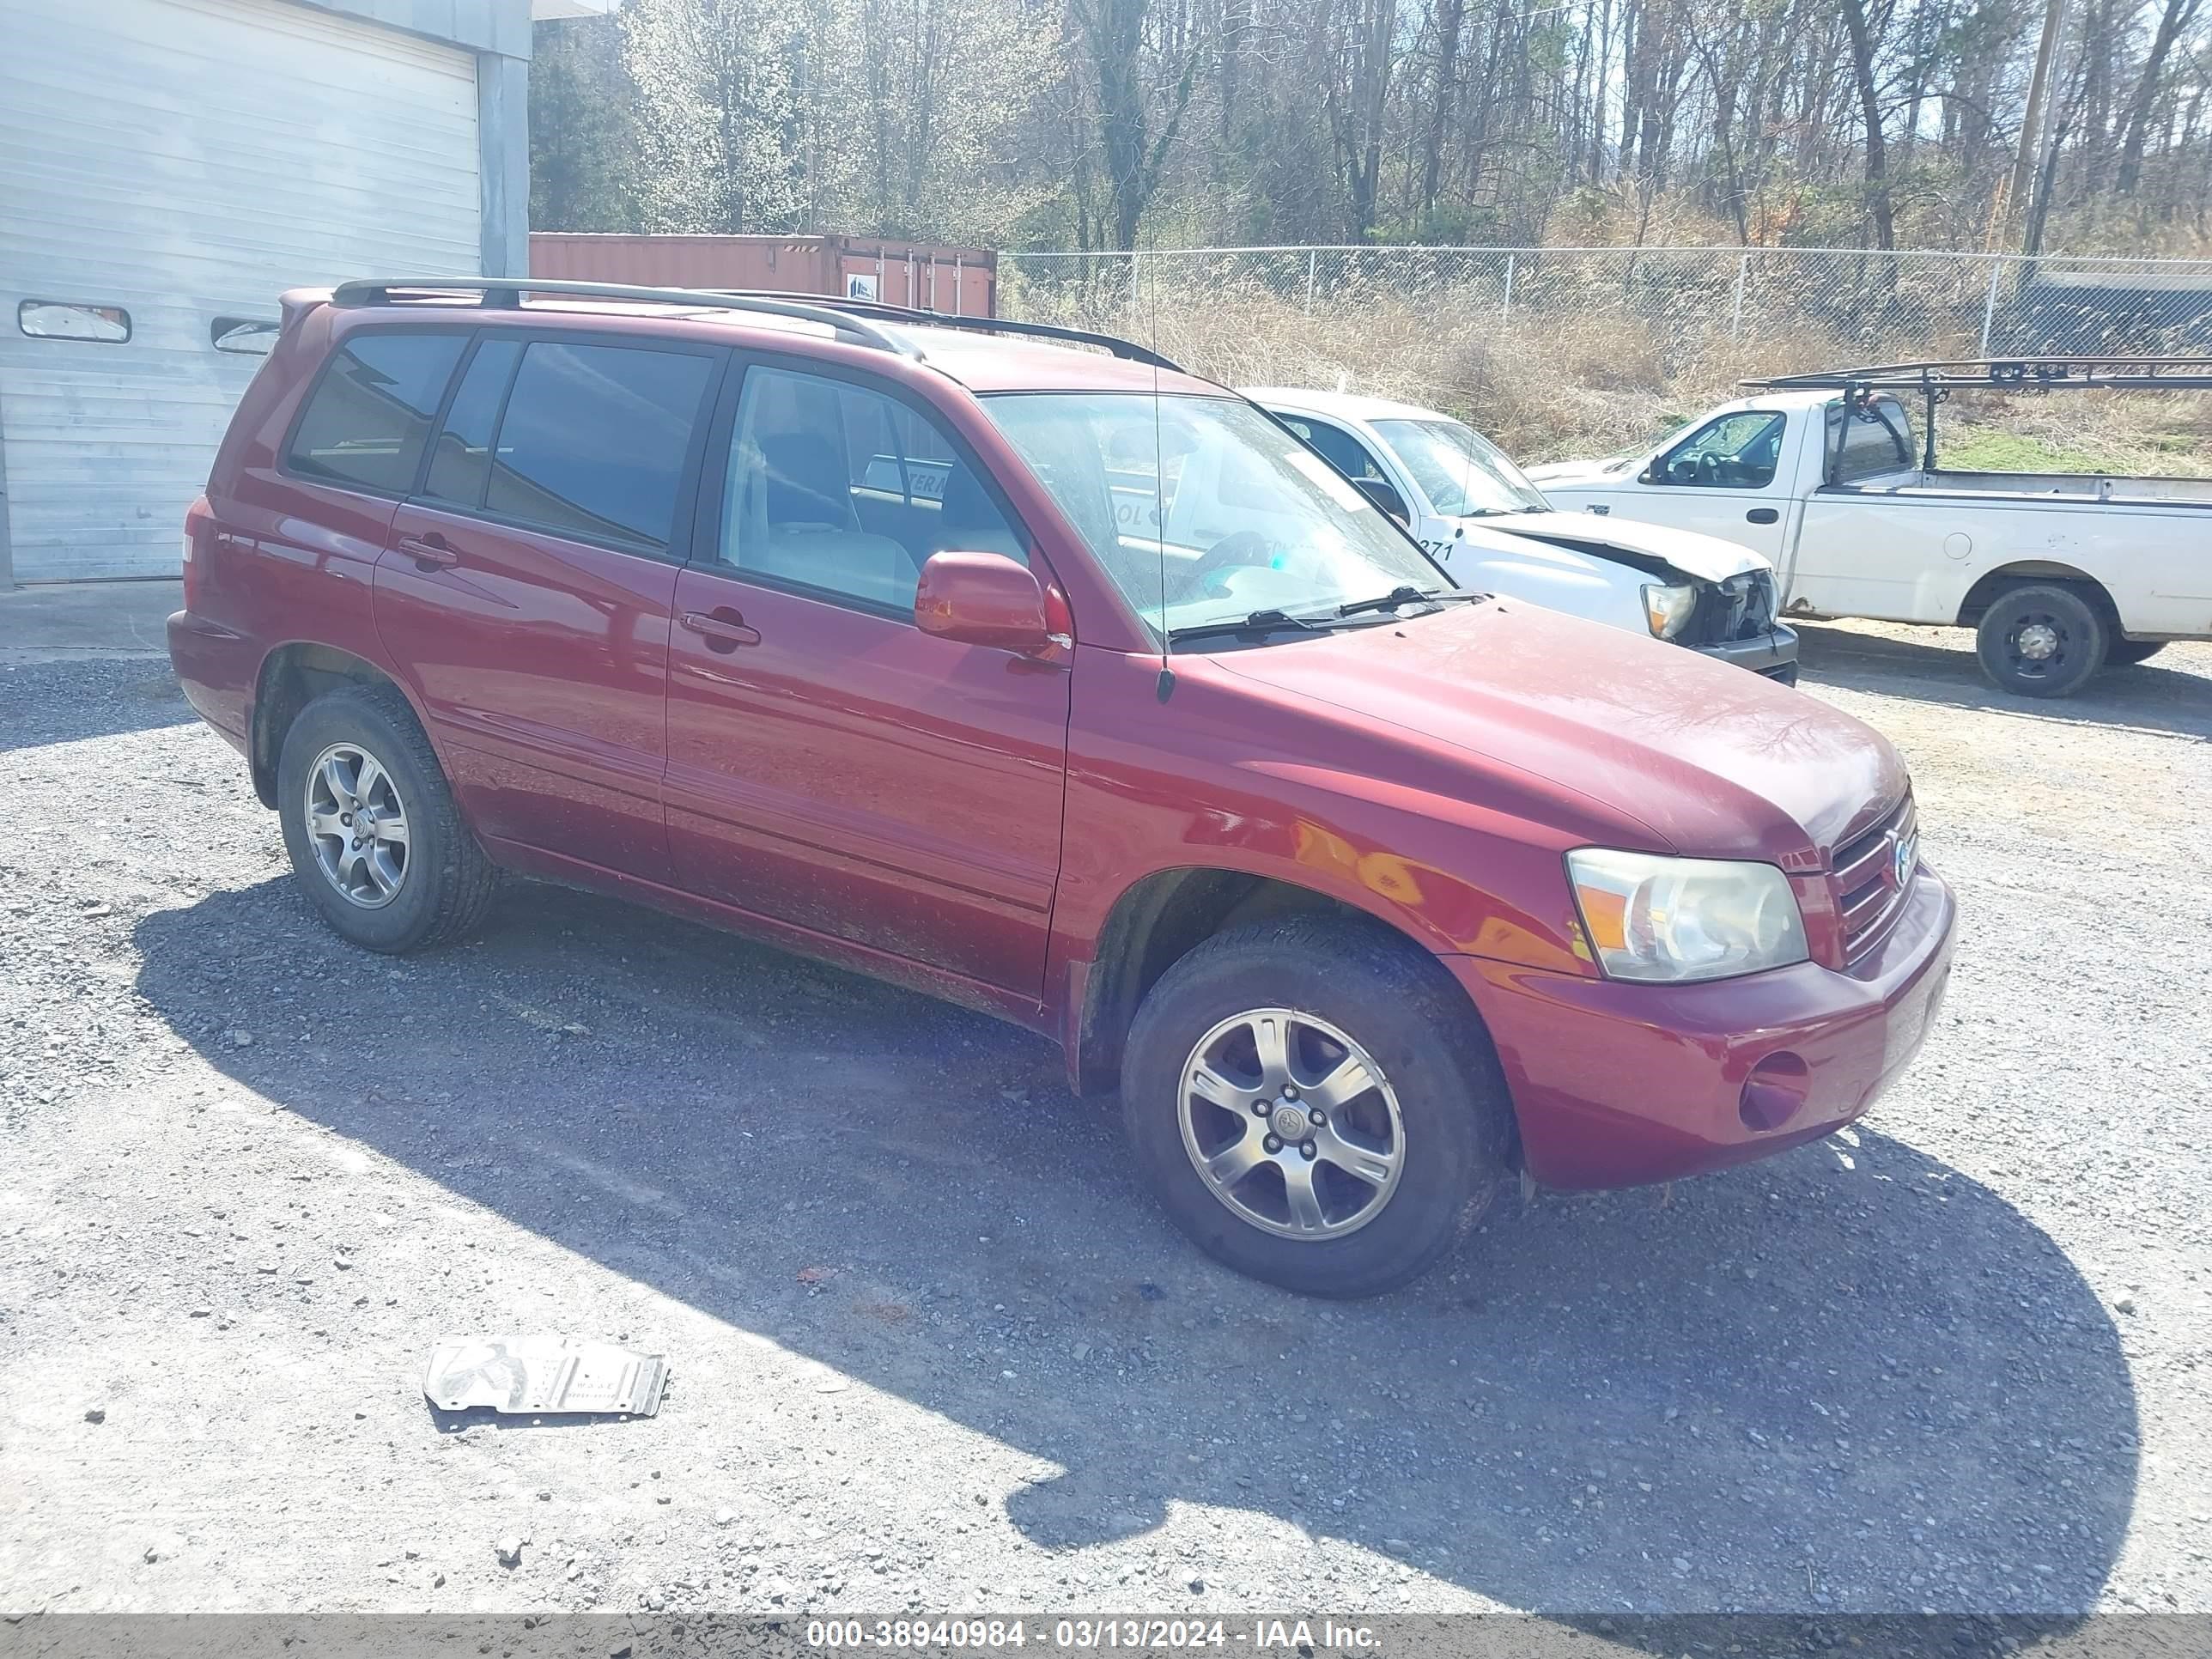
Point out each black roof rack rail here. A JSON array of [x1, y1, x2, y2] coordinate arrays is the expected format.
[[1744, 356, 2212, 392], [713, 291, 1189, 374], [327, 276, 919, 356]]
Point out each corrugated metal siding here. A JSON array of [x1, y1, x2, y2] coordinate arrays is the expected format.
[[0, 0, 483, 580]]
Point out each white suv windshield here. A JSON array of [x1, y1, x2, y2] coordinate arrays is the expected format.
[[979, 393, 1444, 639], [1370, 418, 1550, 518]]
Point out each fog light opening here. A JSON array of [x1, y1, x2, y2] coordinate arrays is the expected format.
[[1739, 1051, 1812, 1131]]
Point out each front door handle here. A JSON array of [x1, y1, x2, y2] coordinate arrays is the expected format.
[[1746, 507, 1780, 526], [396, 534, 459, 569], [679, 609, 763, 653]]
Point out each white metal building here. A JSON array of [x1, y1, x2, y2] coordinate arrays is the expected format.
[[0, 0, 581, 585]]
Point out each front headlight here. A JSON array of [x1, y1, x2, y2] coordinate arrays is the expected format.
[[1642, 580, 1697, 639], [1567, 848, 1808, 982]]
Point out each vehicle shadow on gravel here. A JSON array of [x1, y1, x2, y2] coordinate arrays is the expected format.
[[1794, 623, 2211, 739], [133, 878, 2139, 1619], [0, 659, 198, 752]]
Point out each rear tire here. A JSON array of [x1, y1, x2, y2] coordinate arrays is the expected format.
[[1119, 914, 1513, 1297], [276, 684, 497, 952], [1974, 583, 2106, 698], [2106, 639, 2166, 667]]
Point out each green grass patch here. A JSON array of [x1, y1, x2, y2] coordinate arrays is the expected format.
[[1940, 423, 2212, 477]]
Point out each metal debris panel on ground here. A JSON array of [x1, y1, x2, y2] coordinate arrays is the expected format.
[[421, 1338, 667, 1417]]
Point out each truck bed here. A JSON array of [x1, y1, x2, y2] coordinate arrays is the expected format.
[[1837, 469, 2212, 507]]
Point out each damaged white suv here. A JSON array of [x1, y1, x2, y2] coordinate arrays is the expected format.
[[1248, 387, 1799, 683]]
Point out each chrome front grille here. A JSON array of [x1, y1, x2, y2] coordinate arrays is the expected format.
[[1832, 794, 1919, 964]]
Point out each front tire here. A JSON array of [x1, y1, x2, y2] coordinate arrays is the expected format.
[[1974, 582, 2107, 698], [1119, 915, 1513, 1297], [276, 684, 497, 952]]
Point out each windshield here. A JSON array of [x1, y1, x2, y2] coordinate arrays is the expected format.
[[1371, 418, 1550, 517], [979, 392, 1445, 640]]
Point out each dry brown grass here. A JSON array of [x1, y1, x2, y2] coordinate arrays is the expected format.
[[1115, 281, 1889, 459], [1018, 274, 2212, 472]]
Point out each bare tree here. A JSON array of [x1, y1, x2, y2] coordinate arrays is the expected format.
[[528, 0, 2212, 257], [1840, 0, 1899, 248]]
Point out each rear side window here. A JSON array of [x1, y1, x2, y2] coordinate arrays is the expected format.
[[482, 342, 715, 549], [423, 337, 522, 507], [1830, 396, 1917, 483], [286, 332, 466, 494]]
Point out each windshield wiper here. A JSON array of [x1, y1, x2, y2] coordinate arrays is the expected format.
[[1334, 586, 1484, 618], [1166, 608, 1324, 644]]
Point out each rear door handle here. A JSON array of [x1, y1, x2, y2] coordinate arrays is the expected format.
[[395, 534, 459, 569], [1746, 507, 1780, 526], [679, 610, 763, 652]]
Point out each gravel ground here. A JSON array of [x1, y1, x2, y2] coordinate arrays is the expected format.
[[1, 623, 2207, 1624]]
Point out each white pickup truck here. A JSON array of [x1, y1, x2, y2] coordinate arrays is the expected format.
[[1525, 359, 2212, 697], [1245, 387, 1800, 681]]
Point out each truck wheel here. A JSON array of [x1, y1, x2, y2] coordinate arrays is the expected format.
[[1975, 583, 2107, 698], [2106, 639, 2166, 667], [276, 684, 498, 952], [1119, 914, 1513, 1297]]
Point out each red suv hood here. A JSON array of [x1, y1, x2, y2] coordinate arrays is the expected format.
[[1207, 599, 1903, 867]]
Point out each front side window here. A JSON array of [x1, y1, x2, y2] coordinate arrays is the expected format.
[[286, 332, 466, 494], [483, 342, 716, 549], [1282, 417, 1390, 485], [979, 392, 1442, 640], [1371, 418, 1549, 518], [1652, 410, 1787, 489], [720, 365, 1021, 612]]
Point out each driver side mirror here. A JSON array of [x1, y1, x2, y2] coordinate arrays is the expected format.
[[1353, 477, 1409, 525], [915, 550, 1061, 654]]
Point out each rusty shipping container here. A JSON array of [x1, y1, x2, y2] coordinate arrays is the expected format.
[[529, 234, 997, 317]]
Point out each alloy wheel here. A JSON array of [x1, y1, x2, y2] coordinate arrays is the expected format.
[[1177, 1007, 1407, 1240], [303, 742, 410, 908]]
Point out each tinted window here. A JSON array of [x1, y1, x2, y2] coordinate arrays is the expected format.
[[424, 337, 522, 507], [287, 332, 465, 493], [1830, 397, 1917, 483], [1294, 418, 1390, 484], [720, 366, 1021, 612], [1653, 410, 1786, 488], [484, 342, 715, 549]]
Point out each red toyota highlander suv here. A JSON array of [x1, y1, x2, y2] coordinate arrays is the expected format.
[[169, 278, 1956, 1297]]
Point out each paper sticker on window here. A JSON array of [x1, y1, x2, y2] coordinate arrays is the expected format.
[[19, 301, 131, 343]]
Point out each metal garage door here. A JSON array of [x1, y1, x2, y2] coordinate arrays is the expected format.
[[0, 0, 482, 580]]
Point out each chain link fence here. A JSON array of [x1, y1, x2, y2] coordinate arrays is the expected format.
[[1000, 246, 2212, 460]]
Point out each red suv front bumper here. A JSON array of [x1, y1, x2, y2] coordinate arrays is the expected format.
[[1448, 866, 1957, 1189]]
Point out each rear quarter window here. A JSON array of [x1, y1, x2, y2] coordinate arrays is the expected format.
[[285, 332, 466, 494]]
